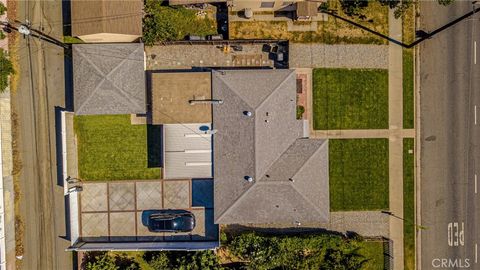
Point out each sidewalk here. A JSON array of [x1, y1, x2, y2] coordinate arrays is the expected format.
[[0, 1, 15, 268]]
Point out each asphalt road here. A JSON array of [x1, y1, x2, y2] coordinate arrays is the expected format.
[[420, 1, 480, 269], [12, 0, 72, 269]]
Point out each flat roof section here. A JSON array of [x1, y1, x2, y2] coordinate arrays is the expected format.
[[151, 72, 212, 124], [163, 124, 213, 179]]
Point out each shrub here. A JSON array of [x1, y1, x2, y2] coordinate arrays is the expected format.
[[0, 49, 14, 92], [84, 252, 119, 270]]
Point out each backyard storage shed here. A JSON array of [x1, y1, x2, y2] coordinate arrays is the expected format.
[[73, 43, 146, 115], [71, 0, 143, 43]]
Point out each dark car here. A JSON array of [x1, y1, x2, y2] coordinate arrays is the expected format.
[[144, 210, 195, 233]]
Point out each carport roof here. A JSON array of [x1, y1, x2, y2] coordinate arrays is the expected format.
[[73, 43, 146, 115], [212, 69, 329, 224]]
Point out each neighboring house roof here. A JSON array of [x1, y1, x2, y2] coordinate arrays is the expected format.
[[296, 1, 318, 18], [212, 69, 329, 224], [163, 123, 213, 179], [73, 43, 146, 115], [71, 0, 143, 37], [151, 72, 212, 124]]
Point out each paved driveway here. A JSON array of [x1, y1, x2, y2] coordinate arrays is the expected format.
[[79, 179, 217, 242]]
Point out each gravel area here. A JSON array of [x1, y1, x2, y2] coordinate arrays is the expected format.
[[290, 44, 389, 69]]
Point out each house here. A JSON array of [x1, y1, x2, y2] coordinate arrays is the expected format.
[[211, 69, 329, 224], [71, 0, 143, 43], [72, 43, 146, 115]]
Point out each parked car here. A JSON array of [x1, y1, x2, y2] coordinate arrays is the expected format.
[[145, 209, 196, 233]]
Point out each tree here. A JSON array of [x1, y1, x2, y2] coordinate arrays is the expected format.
[[174, 251, 222, 270], [339, 0, 370, 17], [84, 253, 119, 270], [0, 49, 14, 93], [0, 2, 6, 16], [148, 253, 170, 269], [321, 248, 367, 270]]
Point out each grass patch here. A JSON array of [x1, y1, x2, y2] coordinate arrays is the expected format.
[[74, 115, 161, 181], [403, 138, 415, 270], [329, 139, 389, 211], [403, 49, 414, 129], [402, 3, 416, 44], [143, 0, 217, 44], [230, 0, 388, 44], [358, 241, 386, 270], [63, 36, 84, 44], [313, 68, 389, 130]]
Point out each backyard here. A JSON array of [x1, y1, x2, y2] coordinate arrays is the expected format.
[[313, 68, 389, 130], [74, 115, 161, 181], [143, 0, 217, 44], [229, 0, 389, 44], [329, 139, 389, 211]]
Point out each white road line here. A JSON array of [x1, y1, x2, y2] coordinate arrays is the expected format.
[[475, 106, 478, 125], [476, 243, 478, 263], [475, 41, 477, 65], [476, 174, 478, 194]]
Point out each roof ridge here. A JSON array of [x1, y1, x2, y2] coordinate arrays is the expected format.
[[215, 182, 257, 223], [76, 45, 140, 114], [289, 139, 328, 217], [254, 70, 296, 177]]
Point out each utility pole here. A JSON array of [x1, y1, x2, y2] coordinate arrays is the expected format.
[[0, 20, 68, 49]]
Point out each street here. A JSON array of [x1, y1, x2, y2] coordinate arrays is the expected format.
[[12, 0, 72, 269], [420, 1, 480, 269]]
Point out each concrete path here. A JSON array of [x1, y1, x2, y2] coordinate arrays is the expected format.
[[289, 44, 389, 69], [311, 129, 415, 139], [388, 9, 405, 270]]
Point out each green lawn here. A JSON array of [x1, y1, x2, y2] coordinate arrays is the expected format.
[[358, 241, 386, 270], [313, 68, 389, 130], [74, 115, 161, 181], [403, 138, 415, 270], [403, 49, 415, 129], [329, 139, 389, 211]]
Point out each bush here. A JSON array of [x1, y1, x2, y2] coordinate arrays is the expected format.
[[0, 49, 14, 92], [227, 232, 373, 270], [84, 252, 119, 270], [0, 3, 6, 16]]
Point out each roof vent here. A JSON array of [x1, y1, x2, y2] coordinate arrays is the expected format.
[[244, 176, 254, 182], [243, 111, 252, 117], [289, 178, 294, 182]]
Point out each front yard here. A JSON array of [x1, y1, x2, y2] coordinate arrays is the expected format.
[[313, 68, 389, 130], [329, 139, 389, 211], [229, 0, 388, 44], [74, 115, 161, 181]]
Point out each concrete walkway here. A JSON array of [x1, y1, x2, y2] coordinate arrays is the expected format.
[[289, 44, 389, 69]]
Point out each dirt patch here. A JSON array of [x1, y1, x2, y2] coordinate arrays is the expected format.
[[230, 0, 389, 44]]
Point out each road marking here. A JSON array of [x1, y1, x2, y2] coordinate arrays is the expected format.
[[475, 106, 478, 125], [476, 244, 478, 263], [475, 41, 477, 64], [476, 174, 478, 194]]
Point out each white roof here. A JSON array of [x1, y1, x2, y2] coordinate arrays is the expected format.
[[163, 124, 213, 179]]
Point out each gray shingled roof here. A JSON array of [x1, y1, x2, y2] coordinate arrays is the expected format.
[[73, 44, 146, 115], [212, 69, 329, 224]]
